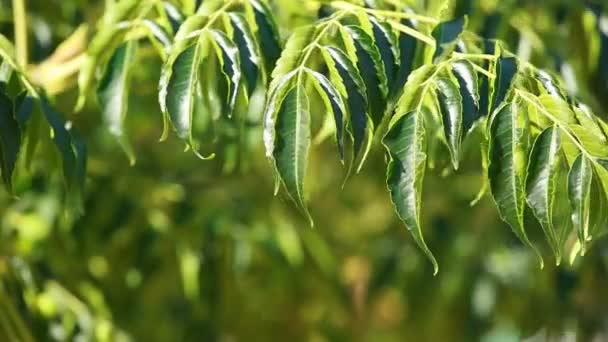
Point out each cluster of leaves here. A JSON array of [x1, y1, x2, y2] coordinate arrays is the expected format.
[[77, 0, 280, 163], [260, 1, 608, 272], [7, 0, 608, 273], [0, 35, 85, 214]]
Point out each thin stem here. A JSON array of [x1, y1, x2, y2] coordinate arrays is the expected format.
[[12, 0, 28, 68], [387, 19, 435, 46], [452, 52, 497, 60], [330, 1, 439, 24], [516, 90, 601, 165]]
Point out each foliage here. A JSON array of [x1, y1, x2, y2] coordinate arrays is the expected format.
[[1, 0, 608, 340]]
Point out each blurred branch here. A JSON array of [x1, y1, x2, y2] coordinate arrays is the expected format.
[[12, 0, 27, 68], [29, 25, 88, 95]]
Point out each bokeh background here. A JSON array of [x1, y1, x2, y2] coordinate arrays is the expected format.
[[1, 0, 608, 341]]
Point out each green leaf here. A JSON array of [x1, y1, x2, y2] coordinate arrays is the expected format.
[[435, 74, 463, 169], [264, 69, 299, 160], [210, 30, 242, 118], [490, 56, 517, 115], [324, 46, 372, 173], [391, 20, 418, 101], [452, 60, 480, 134], [383, 110, 438, 275], [229, 13, 261, 95], [162, 1, 185, 33], [166, 43, 203, 140], [306, 69, 346, 162], [270, 25, 314, 88], [97, 41, 138, 165], [273, 83, 313, 225], [488, 102, 543, 267], [0, 91, 20, 192], [567, 154, 608, 253], [40, 97, 87, 214], [159, 15, 208, 139], [370, 17, 398, 91], [526, 126, 569, 263], [536, 70, 565, 99], [251, 0, 282, 72], [76, 0, 142, 110], [14, 91, 34, 125], [432, 16, 466, 60], [142, 19, 173, 52], [345, 25, 388, 125]]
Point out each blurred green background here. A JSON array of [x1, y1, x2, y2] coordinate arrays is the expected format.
[[1, 0, 608, 341]]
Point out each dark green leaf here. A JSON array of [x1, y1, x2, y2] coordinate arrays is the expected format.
[[432, 16, 466, 60], [306, 69, 346, 161], [452, 60, 480, 134], [370, 17, 398, 91], [210, 30, 241, 118], [491, 56, 517, 115], [229, 13, 260, 95], [345, 25, 388, 125], [488, 102, 542, 266], [435, 75, 464, 169], [166, 43, 201, 140], [526, 126, 568, 263], [273, 83, 313, 225], [97, 41, 138, 164], [383, 110, 438, 274], [325, 46, 372, 172], [251, 0, 282, 72], [0, 91, 20, 191], [391, 19, 418, 100]]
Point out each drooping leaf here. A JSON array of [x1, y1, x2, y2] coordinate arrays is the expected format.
[[251, 0, 282, 72], [229, 13, 261, 95], [567, 154, 608, 253], [452, 60, 480, 134], [163, 1, 185, 33], [264, 70, 299, 160], [488, 102, 543, 266], [142, 19, 173, 53], [478, 40, 498, 117], [14, 91, 34, 125], [0, 91, 20, 192], [273, 83, 313, 225], [370, 17, 398, 91], [345, 25, 388, 125], [40, 97, 87, 214], [324, 46, 372, 172], [383, 110, 438, 275], [391, 19, 418, 101], [210, 30, 242, 118], [432, 16, 466, 60], [435, 74, 464, 169], [166, 43, 203, 140], [526, 126, 568, 263], [306, 69, 346, 161], [97, 41, 138, 164], [269, 25, 314, 88], [490, 56, 517, 115]]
